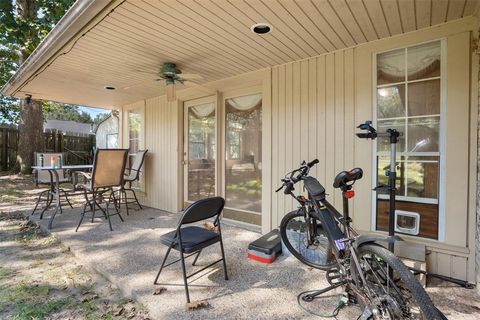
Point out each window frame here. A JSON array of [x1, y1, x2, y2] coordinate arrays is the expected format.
[[222, 88, 263, 215], [371, 39, 447, 241], [123, 102, 145, 191]]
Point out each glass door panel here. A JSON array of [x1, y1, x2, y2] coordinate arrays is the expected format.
[[185, 102, 216, 202], [225, 93, 262, 213]]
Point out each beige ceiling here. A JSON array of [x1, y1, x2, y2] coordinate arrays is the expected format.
[[9, 0, 480, 108]]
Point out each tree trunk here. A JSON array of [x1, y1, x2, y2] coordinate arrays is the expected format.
[[12, 0, 43, 174], [15, 98, 44, 174]]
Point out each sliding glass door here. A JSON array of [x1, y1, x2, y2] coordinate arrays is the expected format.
[[183, 92, 262, 225]]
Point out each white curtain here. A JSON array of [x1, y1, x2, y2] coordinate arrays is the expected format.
[[227, 93, 262, 111], [190, 102, 215, 118], [378, 42, 440, 80]]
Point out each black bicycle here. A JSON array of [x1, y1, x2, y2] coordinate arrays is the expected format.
[[278, 123, 445, 319]]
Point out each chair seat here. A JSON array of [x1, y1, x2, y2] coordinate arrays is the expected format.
[[160, 226, 220, 253]]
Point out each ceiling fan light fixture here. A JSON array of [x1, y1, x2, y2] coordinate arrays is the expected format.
[[251, 23, 272, 35]]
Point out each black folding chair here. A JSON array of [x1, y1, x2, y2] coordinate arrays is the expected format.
[[153, 197, 228, 303]]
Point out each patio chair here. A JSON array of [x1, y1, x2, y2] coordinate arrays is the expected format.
[[115, 149, 148, 215], [74, 149, 128, 232], [31, 152, 73, 217], [153, 196, 228, 303]]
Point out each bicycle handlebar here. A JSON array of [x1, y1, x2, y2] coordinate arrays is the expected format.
[[275, 159, 319, 194]]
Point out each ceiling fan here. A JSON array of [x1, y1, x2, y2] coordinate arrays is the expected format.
[[123, 62, 203, 101]]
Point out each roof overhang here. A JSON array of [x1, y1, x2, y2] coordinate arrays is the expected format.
[[2, 0, 117, 105], [2, 0, 479, 108]]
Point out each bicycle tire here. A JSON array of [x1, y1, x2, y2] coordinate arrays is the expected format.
[[354, 244, 445, 319], [280, 209, 337, 270]]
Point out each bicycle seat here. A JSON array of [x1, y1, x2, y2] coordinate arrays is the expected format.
[[302, 176, 326, 201], [333, 168, 363, 189]]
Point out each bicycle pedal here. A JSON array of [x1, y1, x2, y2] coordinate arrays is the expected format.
[[326, 267, 342, 286]]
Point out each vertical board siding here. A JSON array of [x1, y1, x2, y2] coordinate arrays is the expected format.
[[271, 48, 356, 226], [142, 96, 180, 213]]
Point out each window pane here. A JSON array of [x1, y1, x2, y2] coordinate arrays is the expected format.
[[407, 41, 440, 81], [407, 117, 439, 152], [377, 48, 405, 85], [405, 156, 439, 198], [128, 112, 141, 138], [377, 119, 405, 152], [187, 103, 216, 202], [377, 85, 405, 118], [129, 139, 139, 154], [225, 94, 262, 213], [408, 80, 440, 116], [377, 156, 405, 196]]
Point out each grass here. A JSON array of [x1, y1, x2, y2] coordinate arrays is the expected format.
[[0, 281, 72, 320]]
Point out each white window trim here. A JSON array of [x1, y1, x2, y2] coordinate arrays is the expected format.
[[123, 101, 145, 192], [371, 38, 447, 241]]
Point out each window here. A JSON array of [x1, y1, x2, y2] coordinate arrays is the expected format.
[[225, 93, 262, 213], [125, 105, 144, 189], [375, 41, 442, 239]]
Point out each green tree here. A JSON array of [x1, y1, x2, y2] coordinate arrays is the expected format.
[[0, 0, 75, 173]]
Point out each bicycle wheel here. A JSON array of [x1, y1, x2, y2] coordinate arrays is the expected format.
[[280, 209, 337, 270], [353, 244, 445, 319]]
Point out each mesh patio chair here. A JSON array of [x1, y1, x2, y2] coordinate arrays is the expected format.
[[74, 149, 128, 232], [31, 152, 73, 217], [115, 149, 148, 215], [153, 196, 228, 303]]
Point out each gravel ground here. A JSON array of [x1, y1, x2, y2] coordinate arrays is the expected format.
[[25, 206, 480, 320]]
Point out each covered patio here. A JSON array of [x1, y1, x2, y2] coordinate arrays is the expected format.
[[27, 205, 354, 319], [20, 204, 477, 319], [2, 0, 480, 318]]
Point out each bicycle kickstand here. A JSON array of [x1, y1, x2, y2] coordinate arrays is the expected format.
[[302, 280, 348, 302]]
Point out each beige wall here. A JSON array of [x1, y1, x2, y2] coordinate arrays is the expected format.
[[122, 17, 478, 282]]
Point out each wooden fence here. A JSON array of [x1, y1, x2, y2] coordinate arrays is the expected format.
[[0, 126, 95, 171]]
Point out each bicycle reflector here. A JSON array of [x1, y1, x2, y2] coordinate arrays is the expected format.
[[344, 190, 355, 199]]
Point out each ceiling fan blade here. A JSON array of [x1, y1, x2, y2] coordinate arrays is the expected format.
[[166, 83, 176, 101], [179, 73, 203, 80]]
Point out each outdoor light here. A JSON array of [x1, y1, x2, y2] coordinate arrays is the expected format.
[[251, 23, 272, 35]]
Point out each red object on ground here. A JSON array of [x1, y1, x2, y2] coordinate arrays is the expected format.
[[247, 252, 277, 264]]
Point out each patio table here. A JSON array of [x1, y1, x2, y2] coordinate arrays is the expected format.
[[32, 165, 93, 229]]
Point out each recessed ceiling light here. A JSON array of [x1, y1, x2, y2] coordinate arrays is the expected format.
[[251, 23, 272, 35], [104, 86, 116, 90]]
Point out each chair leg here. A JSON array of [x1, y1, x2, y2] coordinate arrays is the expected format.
[[219, 236, 229, 281], [154, 244, 174, 284], [61, 189, 73, 209], [123, 190, 130, 216], [105, 201, 113, 231], [91, 199, 96, 223], [131, 188, 143, 210], [111, 190, 120, 213], [192, 250, 202, 266], [179, 250, 191, 303], [40, 192, 53, 219], [32, 190, 48, 215], [76, 203, 88, 232]]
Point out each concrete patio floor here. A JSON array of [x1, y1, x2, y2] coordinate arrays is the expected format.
[[23, 203, 480, 319]]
